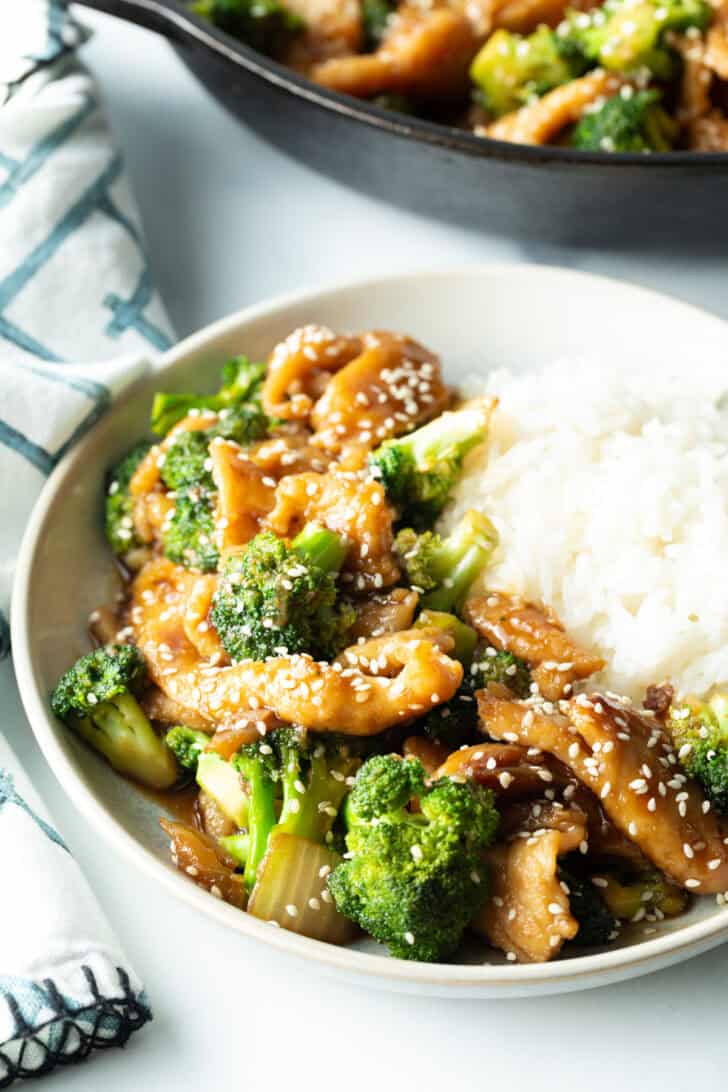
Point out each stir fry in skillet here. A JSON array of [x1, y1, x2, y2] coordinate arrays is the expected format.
[[51, 326, 728, 964], [192, 0, 728, 151]]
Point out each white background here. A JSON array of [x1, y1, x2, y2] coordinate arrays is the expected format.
[[6, 8, 728, 1088]]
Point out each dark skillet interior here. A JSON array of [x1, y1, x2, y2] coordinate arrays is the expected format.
[[81, 0, 728, 246]]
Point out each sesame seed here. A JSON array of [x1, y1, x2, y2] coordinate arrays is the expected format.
[[708, 858, 722, 871], [285, 904, 298, 917], [404, 932, 415, 945], [685, 879, 701, 889]]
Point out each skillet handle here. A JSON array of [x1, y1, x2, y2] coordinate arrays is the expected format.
[[75, 0, 193, 40]]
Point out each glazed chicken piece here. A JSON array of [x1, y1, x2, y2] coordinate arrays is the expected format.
[[481, 70, 624, 145], [284, 0, 363, 67], [688, 110, 728, 150], [438, 741, 645, 865], [492, 0, 590, 31], [465, 591, 604, 700], [310, 331, 449, 454], [140, 685, 212, 731], [472, 807, 586, 962], [246, 430, 333, 479], [161, 819, 246, 908], [311, 3, 480, 100], [346, 588, 420, 640], [261, 325, 363, 422], [477, 691, 728, 892], [130, 562, 463, 734], [208, 438, 276, 551], [266, 468, 400, 590], [182, 573, 227, 663], [706, 0, 728, 79]]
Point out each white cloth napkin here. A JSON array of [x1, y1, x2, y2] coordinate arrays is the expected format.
[[0, 2, 174, 1083]]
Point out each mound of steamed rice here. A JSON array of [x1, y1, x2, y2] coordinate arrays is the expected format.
[[442, 358, 728, 703]]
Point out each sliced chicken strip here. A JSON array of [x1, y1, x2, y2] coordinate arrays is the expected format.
[[477, 691, 728, 893], [473, 810, 585, 962], [266, 469, 400, 591], [261, 325, 363, 422], [209, 438, 276, 551], [465, 591, 604, 700], [311, 331, 448, 453], [311, 4, 480, 100], [182, 573, 228, 663], [130, 563, 462, 735], [438, 740, 644, 865], [481, 70, 623, 145]]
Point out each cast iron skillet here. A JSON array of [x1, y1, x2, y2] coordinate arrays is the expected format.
[[80, 0, 728, 245]]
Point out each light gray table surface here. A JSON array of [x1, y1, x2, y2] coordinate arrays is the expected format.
[[6, 9, 727, 1089]]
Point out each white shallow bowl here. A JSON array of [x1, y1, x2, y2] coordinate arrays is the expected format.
[[13, 265, 728, 998]]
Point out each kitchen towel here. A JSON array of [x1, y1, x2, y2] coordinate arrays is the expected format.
[[0, 1, 173, 1084]]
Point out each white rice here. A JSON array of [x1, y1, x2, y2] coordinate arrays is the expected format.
[[442, 357, 728, 702]]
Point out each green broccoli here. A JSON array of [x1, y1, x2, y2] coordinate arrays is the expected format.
[[418, 640, 531, 750], [571, 88, 677, 151], [162, 485, 219, 572], [369, 402, 491, 529], [470, 26, 585, 117], [362, 0, 395, 49], [50, 645, 178, 789], [233, 728, 360, 890], [395, 510, 498, 614], [191, 0, 303, 57], [558, 864, 617, 946], [150, 356, 266, 437], [105, 441, 151, 559], [165, 726, 210, 771], [160, 406, 269, 494], [558, 0, 711, 77], [329, 754, 499, 961], [211, 522, 355, 662], [599, 868, 689, 919], [668, 693, 728, 813]]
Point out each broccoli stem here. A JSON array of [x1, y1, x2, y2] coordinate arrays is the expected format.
[[240, 761, 278, 891], [75, 693, 178, 790], [276, 747, 349, 843], [292, 523, 348, 574], [422, 513, 497, 613], [219, 832, 250, 867], [414, 610, 478, 663]]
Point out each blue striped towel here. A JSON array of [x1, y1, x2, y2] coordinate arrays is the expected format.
[[0, 2, 174, 1084]]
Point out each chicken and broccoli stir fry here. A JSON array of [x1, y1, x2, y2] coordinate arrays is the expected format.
[[191, 0, 728, 151], [51, 326, 728, 964]]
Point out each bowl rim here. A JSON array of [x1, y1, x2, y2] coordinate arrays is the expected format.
[[107, 0, 728, 168], [12, 262, 728, 993]]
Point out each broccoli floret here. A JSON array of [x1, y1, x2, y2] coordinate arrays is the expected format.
[[600, 868, 689, 919], [558, 864, 617, 946], [395, 510, 498, 614], [162, 485, 219, 572], [559, 0, 711, 77], [50, 645, 178, 789], [165, 726, 210, 772], [571, 88, 677, 151], [150, 356, 266, 437], [191, 0, 303, 57], [369, 402, 491, 529], [668, 693, 728, 813], [105, 441, 151, 559], [470, 26, 585, 117], [362, 0, 395, 49], [233, 728, 359, 890], [211, 522, 354, 662], [329, 754, 499, 961], [161, 430, 214, 492], [419, 640, 531, 750]]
